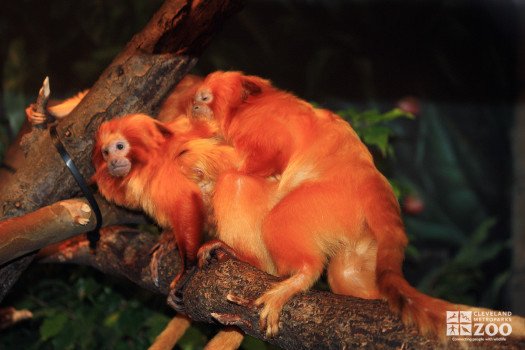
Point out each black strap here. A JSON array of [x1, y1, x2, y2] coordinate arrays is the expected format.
[[49, 125, 101, 248]]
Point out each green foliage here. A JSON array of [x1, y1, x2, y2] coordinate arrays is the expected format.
[[176, 326, 207, 350], [417, 218, 508, 305], [0, 265, 172, 350], [39, 313, 68, 341], [337, 107, 414, 157]]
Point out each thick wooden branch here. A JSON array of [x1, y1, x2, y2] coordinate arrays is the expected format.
[[0, 0, 244, 302], [38, 227, 177, 296], [37, 229, 525, 349], [0, 196, 147, 266]]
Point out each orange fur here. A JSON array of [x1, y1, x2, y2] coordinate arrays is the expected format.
[[89, 72, 524, 344], [93, 113, 249, 350], [92, 113, 238, 292], [188, 71, 525, 340], [88, 74, 251, 350], [157, 75, 204, 123]]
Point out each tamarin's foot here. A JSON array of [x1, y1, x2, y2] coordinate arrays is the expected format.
[[197, 239, 238, 269], [149, 235, 176, 287], [223, 291, 283, 338], [167, 266, 197, 312]]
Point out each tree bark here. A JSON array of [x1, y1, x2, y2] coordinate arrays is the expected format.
[[0, 0, 244, 303], [38, 228, 525, 350]]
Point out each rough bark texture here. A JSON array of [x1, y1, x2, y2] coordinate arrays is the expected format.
[[38, 227, 178, 297], [0, 0, 244, 302], [38, 228, 525, 349]]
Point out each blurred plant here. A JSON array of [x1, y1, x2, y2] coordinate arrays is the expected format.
[[337, 107, 414, 157], [0, 265, 171, 350], [393, 102, 511, 308], [417, 218, 509, 306]]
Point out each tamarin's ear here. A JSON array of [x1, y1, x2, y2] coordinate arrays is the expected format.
[[241, 78, 262, 101]]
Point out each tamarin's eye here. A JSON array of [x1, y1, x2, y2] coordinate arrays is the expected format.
[[103, 150, 109, 156], [117, 143, 124, 150]]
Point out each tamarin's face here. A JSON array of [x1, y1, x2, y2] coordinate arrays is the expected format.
[[99, 135, 131, 177], [93, 114, 174, 182], [191, 88, 214, 120]]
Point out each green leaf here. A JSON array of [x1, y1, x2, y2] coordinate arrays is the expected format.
[[178, 326, 207, 350], [359, 125, 392, 156], [380, 108, 415, 122], [481, 271, 511, 307], [404, 244, 420, 259], [241, 335, 269, 350], [104, 311, 120, 327], [40, 313, 68, 341], [145, 313, 171, 343], [363, 108, 413, 125], [335, 107, 414, 158]]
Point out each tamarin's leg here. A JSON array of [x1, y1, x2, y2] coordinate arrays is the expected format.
[[167, 194, 207, 311], [326, 229, 381, 300], [255, 182, 349, 338], [211, 171, 278, 273]]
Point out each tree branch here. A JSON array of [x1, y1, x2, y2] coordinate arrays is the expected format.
[[37, 229, 525, 349], [0, 196, 147, 266]]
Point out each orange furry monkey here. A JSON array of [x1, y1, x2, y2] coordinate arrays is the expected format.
[[186, 71, 525, 340], [92, 113, 246, 350], [92, 113, 234, 297]]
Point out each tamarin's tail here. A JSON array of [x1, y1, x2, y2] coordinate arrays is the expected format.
[[365, 174, 525, 341], [372, 213, 452, 338], [377, 267, 453, 338], [378, 267, 525, 341]]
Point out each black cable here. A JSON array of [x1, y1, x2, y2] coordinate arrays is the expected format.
[[49, 125, 101, 248]]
